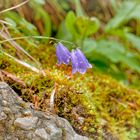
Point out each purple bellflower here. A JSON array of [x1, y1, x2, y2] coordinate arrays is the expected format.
[[71, 48, 92, 74], [55, 42, 92, 74], [55, 42, 71, 65]]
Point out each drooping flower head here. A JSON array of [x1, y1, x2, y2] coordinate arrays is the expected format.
[[71, 48, 92, 74], [55, 42, 92, 74], [55, 42, 71, 65]]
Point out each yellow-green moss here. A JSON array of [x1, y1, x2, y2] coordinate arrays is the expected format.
[[1, 42, 140, 140]]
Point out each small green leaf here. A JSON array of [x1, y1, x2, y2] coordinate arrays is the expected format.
[[87, 17, 100, 35], [125, 33, 140, 51], [95, 40, 125, 63], [75, 17, 100, 37], [5, 18, 17, 27], [74, 0, 86, 17], [65, 11, 80, 40], [74, 17, 87, 36], [94, 40, 140, 72], [121, 53, 140, 73], [83, 38, 97, 54], [56, 21, 72, 41]]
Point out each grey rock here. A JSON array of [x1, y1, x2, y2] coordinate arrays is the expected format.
[[0, 112, 7, 121], [2, 107, 15, 121], [2, 100, 9, 106], [45, 122, 62, 140], [74, 134, 89, 140], [2, 107, 12, 115], [0, 82, 89, 140], [57, 117, 75, 139], [22, 109, 32, 116], [5, 135, 19, 140], [14, 117, 38, 130], [35, 128, 50, 140]]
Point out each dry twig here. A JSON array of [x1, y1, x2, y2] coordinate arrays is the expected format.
[[0, 69, 26, 87], [0, 0, 29, 14], [50, 82, 58, 112]]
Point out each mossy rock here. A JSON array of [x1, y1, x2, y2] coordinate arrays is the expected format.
[[0, 41, 140, 140]]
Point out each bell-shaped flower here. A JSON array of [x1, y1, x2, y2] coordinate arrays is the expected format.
[[55, 42, 71, 65], [71, 50, 78, 74], [71, 48, 92, 74]]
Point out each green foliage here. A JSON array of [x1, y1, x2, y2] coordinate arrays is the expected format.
[[65, 11, 99, 41], [29, 0, 52, 36], [1, 0, 140, 87], [1, 1, 140, 139], [105, 0, 140, 31], [126, 128, 138, 140], [65, 11, 79, 40], [126, 33, 140, 52], [3, 11, 39, 47], [4, 12, 38, 36], [95, 40, 140, 72], [74, 0, 86, 17], [75, 17, 99, 37], [57, 0, 140, 85], [57, 0, 100, 46]]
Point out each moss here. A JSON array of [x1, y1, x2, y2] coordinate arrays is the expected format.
[[1, 42, 140, 139]]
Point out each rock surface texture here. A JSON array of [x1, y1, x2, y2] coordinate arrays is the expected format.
[[0, 82, 89, 140]]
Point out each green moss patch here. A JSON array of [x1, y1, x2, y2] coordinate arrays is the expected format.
[[0, 42, 140, 140]]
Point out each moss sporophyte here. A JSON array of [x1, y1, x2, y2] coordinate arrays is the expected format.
[[55, 42, 92, 74]]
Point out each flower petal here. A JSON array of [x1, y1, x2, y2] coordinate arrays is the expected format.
[[55, 43, 71, 65], [74, 49, 92, 74], [71, 50, 78, 74], [76, 49, 92, 68]]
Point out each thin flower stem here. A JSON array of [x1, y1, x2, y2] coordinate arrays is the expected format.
[[0, 35, 76, 47]]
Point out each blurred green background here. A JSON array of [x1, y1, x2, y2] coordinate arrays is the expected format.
[[0, 0, 140, 90]]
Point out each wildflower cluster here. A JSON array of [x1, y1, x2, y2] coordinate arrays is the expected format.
[[55, 42, 92, 74]]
